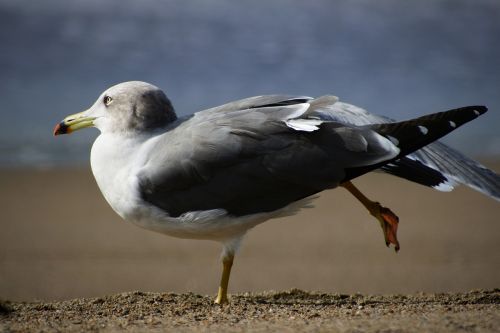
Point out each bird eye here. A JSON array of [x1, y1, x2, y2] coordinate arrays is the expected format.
[[103, 96, 113, 106]]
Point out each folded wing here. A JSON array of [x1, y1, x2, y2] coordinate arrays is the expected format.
[[137, 95, 498, 218], [137, 97, 399, 217]]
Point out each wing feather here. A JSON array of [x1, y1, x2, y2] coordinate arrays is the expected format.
[[137, 96, 398, 216], [137, 94, 499, 219]]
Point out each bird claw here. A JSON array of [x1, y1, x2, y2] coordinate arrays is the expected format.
[[372, 203, 400, 252]]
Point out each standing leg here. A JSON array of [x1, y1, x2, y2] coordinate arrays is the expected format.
[[342, 181, 400, 252], [214, 253, 234, 305]]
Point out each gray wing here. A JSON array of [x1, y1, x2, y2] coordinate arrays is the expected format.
[[137, 97, 399, 217], [137, 95, 498, 218], [311, 96, 500, 200]]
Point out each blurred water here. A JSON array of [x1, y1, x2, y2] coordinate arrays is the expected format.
[[0, 0, 499, 167]]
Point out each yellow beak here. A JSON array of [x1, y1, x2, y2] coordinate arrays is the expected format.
[[53, 111, 96, 136]]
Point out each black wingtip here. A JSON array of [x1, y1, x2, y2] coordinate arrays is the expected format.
[[465, 105, 488, 117], [473, 105, 488, 115], [342, 104, 490, 183], [377, 104, 490, 156]]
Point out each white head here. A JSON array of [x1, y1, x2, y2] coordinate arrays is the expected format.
[[54, 81, 177, 136]]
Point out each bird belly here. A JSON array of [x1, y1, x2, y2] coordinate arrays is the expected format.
[[125, 193, 319, 242]]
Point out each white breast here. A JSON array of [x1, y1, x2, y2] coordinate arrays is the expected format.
[[90, 133, 146, 220]]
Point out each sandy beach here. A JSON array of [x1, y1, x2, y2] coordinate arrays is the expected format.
[[0, 163, 499, 331], [2, 289, 499, 332]]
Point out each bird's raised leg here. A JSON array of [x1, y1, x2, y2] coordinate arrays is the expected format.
[[214, 253, 234, 305], [341, 181, 400, 252]]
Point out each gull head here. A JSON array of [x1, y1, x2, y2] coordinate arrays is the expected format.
[[53, 81, 177, 136]]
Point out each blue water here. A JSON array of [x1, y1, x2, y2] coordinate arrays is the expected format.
[[1, 0, 499, 167]]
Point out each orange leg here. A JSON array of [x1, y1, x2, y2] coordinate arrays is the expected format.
[[342, 181, 400, 252]]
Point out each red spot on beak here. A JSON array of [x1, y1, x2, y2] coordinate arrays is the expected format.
[[53, 122, 69, 136], [53, 123, 62, 136]]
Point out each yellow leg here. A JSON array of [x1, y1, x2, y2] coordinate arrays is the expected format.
[[214, 254, 234, 305], [342, 181, 400, 252]]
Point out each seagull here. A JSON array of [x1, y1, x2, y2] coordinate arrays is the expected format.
[[54, 81, 500, 304]]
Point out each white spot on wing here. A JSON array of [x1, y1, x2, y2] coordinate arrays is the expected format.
[[449, 120, 456, 128], [418, 125, 428, 135], [286, 118, 324, 132], [473, 110, 480, 116]]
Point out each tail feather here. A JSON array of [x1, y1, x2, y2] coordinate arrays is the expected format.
[[380, 157, 453, 190], [411, 141, 500, 201]]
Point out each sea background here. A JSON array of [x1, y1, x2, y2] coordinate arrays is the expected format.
[[1, 0, 499, 167]]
